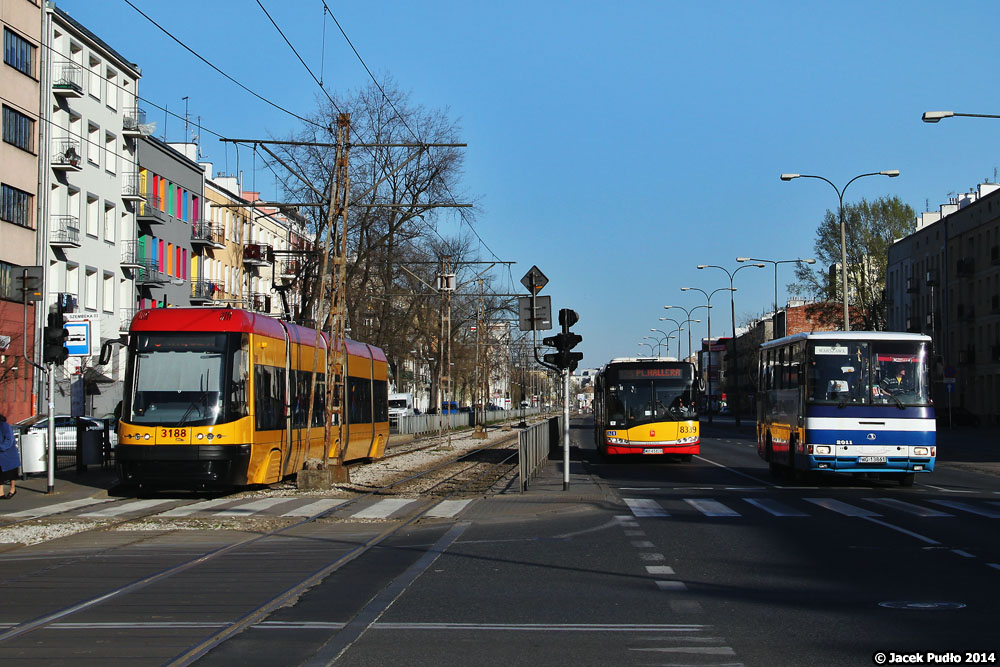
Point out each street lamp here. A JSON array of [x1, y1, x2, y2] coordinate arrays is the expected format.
[[922, 110, 1000, 123], [663, 304, 711, 360], [637, 341, 655, 356], [736, 256, 816, 316], [648, 330, 676, 357], [680, 286, 735, 422], [780, 170, 899, 330]]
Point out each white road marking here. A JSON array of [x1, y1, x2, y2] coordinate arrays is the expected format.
[[639, 552, 666, 561], [280, 499, 349, 517], [630, 646, 736, 655], [655, 580, 687, 591], [805, 498, 881, 517], [930, 500, 1000, 519], [951, 550, 976, 558], [631, 540, 655, 548], [214, 497, 297, 516], [424, 499, 474, 518], [158, 498, 238, 517], [5, 497, 115, 519], [743, 498, 809, 517], [350, 498, 418, 519], [685, 498, 740, 517], [624, 498, 668, 517], [865, 498, 952, 517], [646, 565, 675, 575], [78, 499, 176, 518]]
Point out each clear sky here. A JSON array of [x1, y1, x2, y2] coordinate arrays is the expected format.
[[57, 0, 1000, 368]]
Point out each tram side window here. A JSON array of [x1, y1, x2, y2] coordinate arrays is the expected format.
[[289, 370, 311, 428], [254, 365, 286, 431], [228, 336, 249, 418], [312, 373, 326, 427], [372, 379, 388, 423], [347, 376, 372, 424]]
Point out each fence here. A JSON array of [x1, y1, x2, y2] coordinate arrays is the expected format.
[[391, 407, 543, 435], [518, 416, 562, 491]]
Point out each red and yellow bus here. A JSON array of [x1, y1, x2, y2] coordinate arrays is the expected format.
[[116, 307, 388, 488], [593, 358, 700, 459]]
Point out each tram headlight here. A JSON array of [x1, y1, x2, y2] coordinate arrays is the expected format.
[[143, 433, 150, 440], [197, 433, 204, 440], [206, 433, 214, 440], [814, 445, 832, 455]]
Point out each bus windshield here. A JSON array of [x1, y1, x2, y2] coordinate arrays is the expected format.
[[127, 332, 247, 426], [806, 340, 930, 407], [607, 379, 697, 428]]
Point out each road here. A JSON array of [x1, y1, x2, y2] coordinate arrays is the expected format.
[[0, 418, 997, 666]]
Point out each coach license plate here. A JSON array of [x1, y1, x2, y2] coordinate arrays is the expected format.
[[643, 448, 663, 454], [858, 456, 886, 463]]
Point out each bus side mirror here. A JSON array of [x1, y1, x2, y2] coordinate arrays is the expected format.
[[99, 339, 118, 365]]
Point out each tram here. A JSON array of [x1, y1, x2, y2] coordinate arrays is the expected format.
[[116, 307, 389, 488], [593, 357, 700, 459]]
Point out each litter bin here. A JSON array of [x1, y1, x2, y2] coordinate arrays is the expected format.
[[79, 430, 102, 467], [19, 432, 47, 474]]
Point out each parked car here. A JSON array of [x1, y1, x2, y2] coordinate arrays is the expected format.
[[936, 406, 981, 427], [14, 414, 116, 453]]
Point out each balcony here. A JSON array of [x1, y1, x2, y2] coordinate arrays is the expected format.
[[122, 107, 148, 137], [243, 243, 272, 267], [50, 215, 80, 248], [191, 221, 225, 249], [191, 280, 220, 304], [278, 259, 300, 279], [52, 62, 84, 97], [905, 276, 918, 294], [956, 257, 974, 277], [122, 172, 143, 202], [925, 269, 939, 287], [51, 139, 83, 171], [246, 292, 271, 312], [134, 257, 167, 285], [120, 240, 144, 269], [119, 308, 137, 334], [136, 195, 167, 225]]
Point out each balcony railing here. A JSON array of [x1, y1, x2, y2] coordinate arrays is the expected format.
[[120, 240, 144, 268], [122, 107, 147, 136], [243, 243, 272, 267], [134, 257, 167, 285], [122, 172, 143, 201], [246, 292, 272, 312], [50, 215, 80, 247], [905, 276, 918, 294], [119, 308, 138, 334], [52, 61, 84, 96], [191, 280, 221, 303], [51, 138, 83, 171], [279, 259, 300, 278], [136, 195, 167, 224], [191, 221, 225, 249]]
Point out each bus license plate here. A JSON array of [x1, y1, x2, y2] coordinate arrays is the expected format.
[[643, 448, 663, 454], [858, 456, 886, 463]]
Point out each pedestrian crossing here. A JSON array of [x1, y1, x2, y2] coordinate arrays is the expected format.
[[622, 495, 1000, 521], [1, 496, 476, 523]]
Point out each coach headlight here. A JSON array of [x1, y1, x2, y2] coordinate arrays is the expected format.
[[813, 445, 832, 455], [913, 447, 929, 456]]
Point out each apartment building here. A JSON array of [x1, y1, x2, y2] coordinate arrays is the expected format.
[[40, 3, 141, 415], [887, 183, 1000, 423], [0, 0, 41, 421]]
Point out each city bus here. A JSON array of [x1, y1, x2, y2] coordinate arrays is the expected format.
[[593, 358, 700, 459], [116, 307, 389, 489], [756, 331, 935, 486]]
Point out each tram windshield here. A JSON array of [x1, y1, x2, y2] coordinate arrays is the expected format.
[[607, 377, 697, 427], [127, 332, 248, 426], [806, 340, 930, 407]]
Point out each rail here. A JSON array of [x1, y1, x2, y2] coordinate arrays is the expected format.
[[518, 416, 562, 491]]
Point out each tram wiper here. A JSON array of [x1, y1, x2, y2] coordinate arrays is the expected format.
[[177, 391, 210, 427]]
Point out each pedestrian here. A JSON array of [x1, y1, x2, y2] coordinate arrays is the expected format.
[[0, 413, 20, 499]]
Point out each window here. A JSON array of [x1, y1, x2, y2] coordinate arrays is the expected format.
[[3, 28, 34, 77], [102, 272, 114, 313], [0, 183, 32, 228], [87, 123, 100, 165], [104, 202, 115, 242], [104, 132, 116, 173], [88, 55, 101, 101], [66, 263, 79, 300], [86, 194, 99, 237], [105, 67, 118, 110], [2, 105, 34, 151], [85, 268, 98, 311]]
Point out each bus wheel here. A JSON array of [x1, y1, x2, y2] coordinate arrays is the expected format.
[[678, 454, 693, 462], [898, 472, 915, 487]]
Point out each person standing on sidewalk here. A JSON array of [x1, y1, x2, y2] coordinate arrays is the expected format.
[[0, 413, 20, 499]]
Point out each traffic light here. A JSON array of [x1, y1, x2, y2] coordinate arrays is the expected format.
[[43, 312, 69, 364], [542, 308, 583, 371]]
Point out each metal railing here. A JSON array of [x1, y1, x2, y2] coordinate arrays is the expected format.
[[136, 195, 167, 224], [122, 172, 142, 199], [52, 61, 84, 94], [518, 416, 562, 491], [123, 106, 147, 134], [50, 215, 80, 245], [192, 220, 225, 246], [191, 279, 221, 301]]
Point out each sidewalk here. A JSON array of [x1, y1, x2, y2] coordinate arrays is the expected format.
[[2, 462, 119, 514]]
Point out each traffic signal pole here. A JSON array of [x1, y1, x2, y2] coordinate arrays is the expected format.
[[563, 368, 570, 490], [47, 362, 55, 493]]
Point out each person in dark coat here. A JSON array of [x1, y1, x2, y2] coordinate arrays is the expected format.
[[0, 413, 20, 498]]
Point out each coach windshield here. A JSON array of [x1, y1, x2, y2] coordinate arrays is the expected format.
[[126, 332, 248, 426]]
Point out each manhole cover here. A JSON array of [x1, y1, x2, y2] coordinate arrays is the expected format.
[[879, 601, 966, 610]]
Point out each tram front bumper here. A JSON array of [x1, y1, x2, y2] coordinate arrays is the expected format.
[[116, 443, 252, 487]]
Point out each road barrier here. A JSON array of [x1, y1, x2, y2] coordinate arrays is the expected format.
[[392, 408, 543, 436], [518, 416, 562, 491]]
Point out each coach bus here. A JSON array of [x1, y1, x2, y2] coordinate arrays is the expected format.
[[593, 358, 700, 459], [756, 331, 935, 486], [116, 307, 389, 489]]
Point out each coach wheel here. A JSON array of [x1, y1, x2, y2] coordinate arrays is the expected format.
[[898, 472, 915, 487]]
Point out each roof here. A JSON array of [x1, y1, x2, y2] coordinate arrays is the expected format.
[[51, 4, 141, 78], [761, 330, 933, 350]]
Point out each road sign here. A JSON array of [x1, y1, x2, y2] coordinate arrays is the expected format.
[[64, 321, 90, 356], [943, 377, 956, 385], [945, 383, 955, 393], [518, 295, 552, 331], [12, 266, 43, 302], [520, 265, 548, 295], [944, 365, 956, 378]]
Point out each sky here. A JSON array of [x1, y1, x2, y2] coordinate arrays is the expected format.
[[57, 0, 1000, 369]]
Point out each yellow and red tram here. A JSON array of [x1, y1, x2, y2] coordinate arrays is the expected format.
[[116, 307, 388, 488]]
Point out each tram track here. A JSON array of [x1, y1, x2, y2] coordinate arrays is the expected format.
[[0, 424, 531, 662]]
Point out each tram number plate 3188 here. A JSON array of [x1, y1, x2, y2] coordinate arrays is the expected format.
[[160, 428, 188, 439]]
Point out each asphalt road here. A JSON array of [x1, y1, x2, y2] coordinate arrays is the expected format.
[[0, 417, 997, 666]]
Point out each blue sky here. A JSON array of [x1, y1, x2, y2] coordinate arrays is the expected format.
[[58, 0, 1000, 367]]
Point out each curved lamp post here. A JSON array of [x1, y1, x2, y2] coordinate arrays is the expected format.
[[663, 304, 711, 360], [649, 329, 673, 357], [736, 256, 816, 316], [922, 110, 1000, 123], [780, 170, 899, 330], [680, 286, 735, 422], [637, 341, 655, 356]]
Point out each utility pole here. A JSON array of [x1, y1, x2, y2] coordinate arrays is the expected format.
[[474, 278, 487, 438]]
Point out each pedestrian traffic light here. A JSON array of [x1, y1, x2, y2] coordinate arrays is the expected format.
[[541, 309, 583, 371], [43, 312, 69, 364]]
